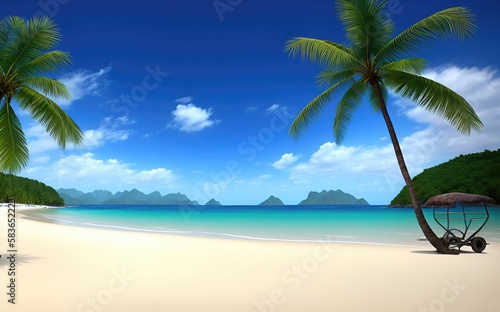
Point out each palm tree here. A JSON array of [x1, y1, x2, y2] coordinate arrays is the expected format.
[[285, 0, 482, 254], [0, 16, 83, 174]]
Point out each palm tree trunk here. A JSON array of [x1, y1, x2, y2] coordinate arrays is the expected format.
[[370, 80, 458, 254]]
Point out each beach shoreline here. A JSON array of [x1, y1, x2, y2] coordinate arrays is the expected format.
[[0, 202, 64, 211], [0, 210, 499, 311]]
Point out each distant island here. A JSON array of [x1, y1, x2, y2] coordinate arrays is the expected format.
[[259, 195, 284, 205], [299, 189, 369, 205], [391, 149, 500, 206], [57, 188, 369, 206], [58, 188, 199, 205], [205, 198, 222, 206]]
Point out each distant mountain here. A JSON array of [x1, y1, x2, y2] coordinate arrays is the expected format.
[[259, 195, 284, 205], [205, 198, 222, 205], [58, 188, 86, 199], [90, 190, 114, 202], [299, 190, 369, 205], [58, 188, 199, 205], [78, 193, 101, 205], [59, 193, 82, 205]]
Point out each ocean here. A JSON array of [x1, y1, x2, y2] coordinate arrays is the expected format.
[[24, 204, 500, 247]]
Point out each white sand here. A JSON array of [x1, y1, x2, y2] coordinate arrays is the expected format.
[[0, 209, 499, 311]]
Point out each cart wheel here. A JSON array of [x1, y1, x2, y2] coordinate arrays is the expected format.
[[471, 237, 487, 253]]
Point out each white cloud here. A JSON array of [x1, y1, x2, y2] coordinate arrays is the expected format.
[[290, 143, 396, 183], [265, 104, 291, 119], [53, 67, 112, 107], [24, 153, 178, 192], [26, 124, 59, 154], [83, 116, 136, 148], [175, 96, 193, 104], [169, 102, 219, 132], [272, 153, 301, 169], [265, 104, 280, 114], [32, 156, 50, 164], [244, 106, 258, 113]]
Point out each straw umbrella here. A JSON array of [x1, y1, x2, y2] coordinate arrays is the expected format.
[[425, 192, 497, 207]]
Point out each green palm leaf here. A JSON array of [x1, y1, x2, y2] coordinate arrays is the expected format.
[[285, 37, 359, 71], [316, 69, 357, 86], [16, 87, 83, 148], [0, 16, 83, 173], [380, 58, 427, 75], [289, 77, 354, 138], [3, 16, 61, 77], [16, 50, 71, 78], [20, 77, 71, 100], [333, 79, 368, 143], [335, 0, 393, 56], [384, 70, 483, 134], [375, 7, 476, 63], [0, 100, 29, 173], [0, 16, 24, 68]]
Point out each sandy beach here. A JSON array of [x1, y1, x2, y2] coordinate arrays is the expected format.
[[0, 208, 499, 312]]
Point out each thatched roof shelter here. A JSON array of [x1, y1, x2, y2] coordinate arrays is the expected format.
[[424, 192, 497, 207]]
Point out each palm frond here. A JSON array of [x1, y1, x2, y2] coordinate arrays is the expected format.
[[384, 70, 483, 134], [285, 37, 359, 71], [316, 69, 357, 86], [16, 87, 83, 148], [335, 0, 393, 56], [322, 40, 359, 58], [380, 58, 427, 75], [375, 7, 476, 63], [333, 79, 368, 144], [289, 77, 353, 138], [0, 16, 25, 47], [3, 16, 62, 76], [19, 77, 72, 100], [0, 16, 25, 70], [0, 99, 29, 173], [16, 50, 71, 78]]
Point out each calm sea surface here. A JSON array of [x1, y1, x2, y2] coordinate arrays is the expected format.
[[25, 205, 500, 247]]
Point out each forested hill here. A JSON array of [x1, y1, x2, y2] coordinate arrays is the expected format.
[[391, 149, 500, 206], [0, 173, 64, 206]]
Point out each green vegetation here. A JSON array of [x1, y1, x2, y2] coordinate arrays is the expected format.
[[0, 16, 83, 173], [285, 0, 480, 253], [391, 149, 500, 206], [0, 173, 64, 205]]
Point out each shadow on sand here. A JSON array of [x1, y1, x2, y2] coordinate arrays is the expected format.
[[411, 250, 487, 255], [0, 253, 43, 268]]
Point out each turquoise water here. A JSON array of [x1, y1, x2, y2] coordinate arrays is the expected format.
[[27, 205, 500, 247]]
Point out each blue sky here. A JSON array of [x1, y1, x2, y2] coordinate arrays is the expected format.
[[5, 0, 500, 205]]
